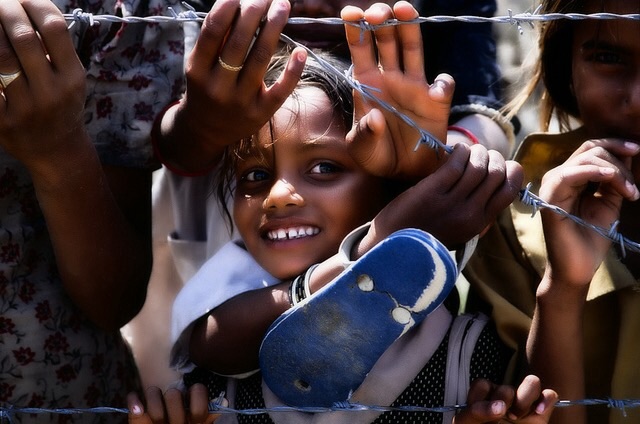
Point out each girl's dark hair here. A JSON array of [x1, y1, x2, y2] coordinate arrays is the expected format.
[[215, 47, 355, 233], [506, 0, 608, 131]]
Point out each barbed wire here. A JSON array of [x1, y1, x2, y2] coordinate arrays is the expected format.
[[63, 3, 640, 32], [1, 397, 639, 422], [9, 7, 631, 422]]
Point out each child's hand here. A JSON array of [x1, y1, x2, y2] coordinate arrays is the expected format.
[[361, 144, 523, 250], [539, 138, 640, 289], [341, 1, 454, 181], [159, 0, 306, 172], [453, 375, 558, 423], [127, 384, 220, 424]]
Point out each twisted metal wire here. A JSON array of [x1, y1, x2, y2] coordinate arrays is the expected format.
[[2, 397, 640, 422], [63, 3, 640, 28]]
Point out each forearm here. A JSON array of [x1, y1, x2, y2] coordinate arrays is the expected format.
[[190, 282, 291, 375], [448, 114, 513, 158], [527, 275, 588, 424], [155, 100, 228, 174], [190, 254, 349, 375], [30, 130, 151, 331]]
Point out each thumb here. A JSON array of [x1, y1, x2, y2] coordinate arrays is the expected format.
[[346, 108, 392, 176]]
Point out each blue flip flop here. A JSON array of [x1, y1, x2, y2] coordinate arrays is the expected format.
[[259, 228, 457, 407]]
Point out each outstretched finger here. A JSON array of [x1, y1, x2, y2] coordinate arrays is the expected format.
[[393, 1, 424, 77], [362, 3, 400, 72], [261, 47, 306, 113], [342, 6, 377, 75], [241, 0, 292, 88], [191, 0, 242, 73], [21, 0, 82, 79]]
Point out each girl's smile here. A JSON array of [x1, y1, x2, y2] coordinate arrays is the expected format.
[[233, 86, 388, 280]]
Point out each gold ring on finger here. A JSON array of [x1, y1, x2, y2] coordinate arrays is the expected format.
[[0, 69, 22, 90], [218, 57, 243, 72]]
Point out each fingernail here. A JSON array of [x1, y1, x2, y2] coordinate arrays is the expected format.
[[626, 181, 640, 200], [625, 141, 640, 151], [131, 404, 143, 415], [491, 401, 506, 415], [536, 402, 546, 414]]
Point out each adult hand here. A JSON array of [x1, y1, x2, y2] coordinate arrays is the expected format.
[[0, 0, 87, 172]]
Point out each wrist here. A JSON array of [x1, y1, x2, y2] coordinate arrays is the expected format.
[[447, 125, 479, 145], [536, 274, 589, 311], [152, 100, 223, 176], [338, 222, 373, 265]]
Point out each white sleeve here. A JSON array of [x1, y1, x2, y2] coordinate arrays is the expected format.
[[169, 240, 278, 373]]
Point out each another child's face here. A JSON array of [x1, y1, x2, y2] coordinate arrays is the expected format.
[[571, 0, 640, 142], [233, 87, 389, 280]]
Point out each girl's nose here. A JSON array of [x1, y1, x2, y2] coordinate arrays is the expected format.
[[262, 178, 305, 210]]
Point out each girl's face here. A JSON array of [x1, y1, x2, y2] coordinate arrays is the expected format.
[[233, 87, 388, 280], [571, 0, 640, 141]]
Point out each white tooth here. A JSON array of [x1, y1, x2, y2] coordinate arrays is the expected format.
[[268, 231, 276, 240], [288, 228, 298, 239], [305, 227, 314, 236], [277, 229, 286, 240], [313, 228, 319, 235], [297, 227, 307, 238]]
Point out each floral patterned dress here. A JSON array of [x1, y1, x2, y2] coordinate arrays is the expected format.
[[0, 1, 186, 422]]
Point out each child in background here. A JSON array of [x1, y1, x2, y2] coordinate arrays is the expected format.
[[169, 3, 556, 423], [463, 0, 640, 422]]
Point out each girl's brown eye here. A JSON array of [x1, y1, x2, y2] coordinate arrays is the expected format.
[[310, 162, 340, 174], [244, 169, 270, 182]]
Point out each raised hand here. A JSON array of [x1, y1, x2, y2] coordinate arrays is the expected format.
[[341, 1, 454, 181], [157, 0, 307, 173], [0, 0, 87, 169], [539, 138, 640, 288]]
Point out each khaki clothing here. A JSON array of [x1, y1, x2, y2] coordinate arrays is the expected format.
[[464, 128, 640, 424]]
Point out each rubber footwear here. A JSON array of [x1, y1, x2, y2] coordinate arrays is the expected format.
[[259, 228, 457, 407]]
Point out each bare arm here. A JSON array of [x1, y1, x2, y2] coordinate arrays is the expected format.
[[527, 139, 640, 424], [0, 0, 152, 330]]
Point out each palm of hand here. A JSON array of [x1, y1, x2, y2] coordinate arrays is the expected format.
[[349, 65, 453, 180]]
